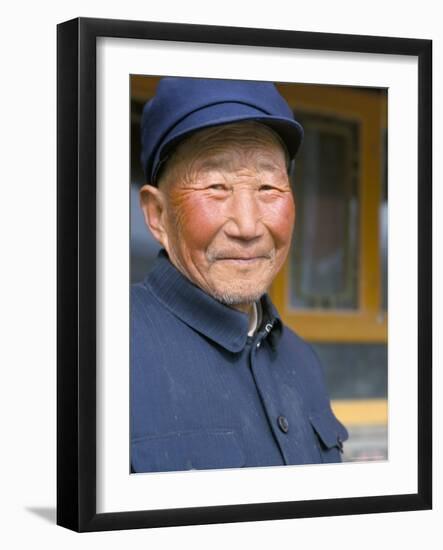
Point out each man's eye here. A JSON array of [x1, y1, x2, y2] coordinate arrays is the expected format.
[[207, 184, 227, 191], [259, 185, 277, 191]]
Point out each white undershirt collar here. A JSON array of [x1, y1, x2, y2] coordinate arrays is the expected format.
[[247, 301, 262, 337]]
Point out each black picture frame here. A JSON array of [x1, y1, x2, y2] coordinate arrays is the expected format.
[[57, 17, 432, 532]]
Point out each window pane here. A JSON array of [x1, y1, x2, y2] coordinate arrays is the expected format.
[[311, 343, 387, 400], [289, 114, 360, 310]]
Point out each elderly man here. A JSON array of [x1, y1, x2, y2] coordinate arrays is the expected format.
[[131, 77, 348, 473]]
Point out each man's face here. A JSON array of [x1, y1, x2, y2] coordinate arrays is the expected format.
[[144, 122, 295, 312]]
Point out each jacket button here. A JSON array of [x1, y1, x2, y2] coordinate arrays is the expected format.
[[277, 415, 289, 433]]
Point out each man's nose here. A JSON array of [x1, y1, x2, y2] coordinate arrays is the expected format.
[[224, 189, 264, 240]]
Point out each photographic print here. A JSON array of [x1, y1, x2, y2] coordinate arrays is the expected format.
[[130, 76, 388, 474]]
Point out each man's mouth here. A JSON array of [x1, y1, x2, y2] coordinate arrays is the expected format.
[[207, 249, 275, 266], [214, 255, 268, 264]]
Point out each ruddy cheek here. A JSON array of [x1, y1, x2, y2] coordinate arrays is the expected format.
[[266, 196, 295, 245], [175, 195, 223, 250]]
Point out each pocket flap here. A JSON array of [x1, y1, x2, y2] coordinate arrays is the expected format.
[[132, 429, 245, 473], [309, 409, 349, 450]]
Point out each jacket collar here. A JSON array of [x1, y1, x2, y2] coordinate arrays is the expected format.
[[144, 249, 282, 353]]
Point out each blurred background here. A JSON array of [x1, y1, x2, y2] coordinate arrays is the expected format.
[[130, 76, 388, 462]]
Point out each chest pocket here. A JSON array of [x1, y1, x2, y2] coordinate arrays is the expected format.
[[308, 408, 349, 463], [131, 429, 246, 473]]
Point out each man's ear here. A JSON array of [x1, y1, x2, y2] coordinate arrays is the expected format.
[[139, 184, 170, 249]]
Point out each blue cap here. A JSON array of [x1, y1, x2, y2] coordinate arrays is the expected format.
[[140, 77, 304, 185]]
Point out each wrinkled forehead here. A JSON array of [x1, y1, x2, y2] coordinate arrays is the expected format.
[[179, 121, 289, 161], [158, 121, 290, 185]]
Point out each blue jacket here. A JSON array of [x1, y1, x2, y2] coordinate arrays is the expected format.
[[131, 250, 348, 473]]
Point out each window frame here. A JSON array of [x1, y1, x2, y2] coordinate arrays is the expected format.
[[271, 83, 388, 343]]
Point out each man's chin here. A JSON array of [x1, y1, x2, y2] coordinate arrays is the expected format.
[[212, 257, 271, 274]]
